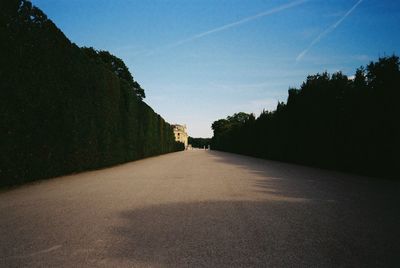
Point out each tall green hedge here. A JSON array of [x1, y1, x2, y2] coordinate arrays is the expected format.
[[0, 0, 184, 187]]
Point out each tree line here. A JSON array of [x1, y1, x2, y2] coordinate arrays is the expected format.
[[188, 137, 211, 149], [211, 56, 399, 179], [0, 0, 184, 187]]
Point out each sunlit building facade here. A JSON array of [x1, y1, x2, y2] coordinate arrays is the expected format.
[[173, 124, 188, 149]]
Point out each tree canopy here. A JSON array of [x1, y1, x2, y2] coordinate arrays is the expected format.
[[81, 47, 145, 99], [211, 55, 400, 179]]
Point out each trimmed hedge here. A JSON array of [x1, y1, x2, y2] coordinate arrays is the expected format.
[[0, 0, 184, 187]]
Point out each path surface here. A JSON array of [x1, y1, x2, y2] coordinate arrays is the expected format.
[[0, 150, 399, 267]]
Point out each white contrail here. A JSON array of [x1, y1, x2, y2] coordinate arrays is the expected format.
[[170, 0, 309, 48], [296, 0, 363, 62], [145, 0, 309, 55]]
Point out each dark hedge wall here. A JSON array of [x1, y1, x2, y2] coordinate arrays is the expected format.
[[0, 0, 184, 187], [211, 56, 400, 179]]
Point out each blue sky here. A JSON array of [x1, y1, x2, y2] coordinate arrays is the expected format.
[[31, 0, 400, 137]]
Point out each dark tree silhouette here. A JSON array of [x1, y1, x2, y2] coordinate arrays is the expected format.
[[211, 56, 400, 179], [188, 137, 211, 148], [81, 47, 146, 99]]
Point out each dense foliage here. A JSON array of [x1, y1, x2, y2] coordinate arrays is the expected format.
[[188, 137, 211, 149], [212, 56, 400, 179], [0, 0, 183, 187]]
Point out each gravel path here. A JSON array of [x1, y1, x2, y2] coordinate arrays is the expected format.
[[0, 150, 399, 267]]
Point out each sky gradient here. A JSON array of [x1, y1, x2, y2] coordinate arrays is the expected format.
[[31, 0, 400, 137]]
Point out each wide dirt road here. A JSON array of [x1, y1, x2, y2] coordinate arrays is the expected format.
[[0, 150, 399, 267]]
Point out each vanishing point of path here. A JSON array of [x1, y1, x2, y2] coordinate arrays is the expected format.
[[1, 150, 399, 267]]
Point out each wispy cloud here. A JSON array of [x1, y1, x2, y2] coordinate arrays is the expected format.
[[211, 81, 290, 92], [233, 98, 280, 114], [352, 54, 370, 62], [296, 0, 363, 62], [146, 0, 309, 56]]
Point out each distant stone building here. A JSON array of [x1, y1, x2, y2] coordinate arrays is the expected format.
[[173, 124, 188, 149]]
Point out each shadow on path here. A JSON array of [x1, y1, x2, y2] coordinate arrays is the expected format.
[[208, 150, 400, 202], [109, 200, 398, 267]]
